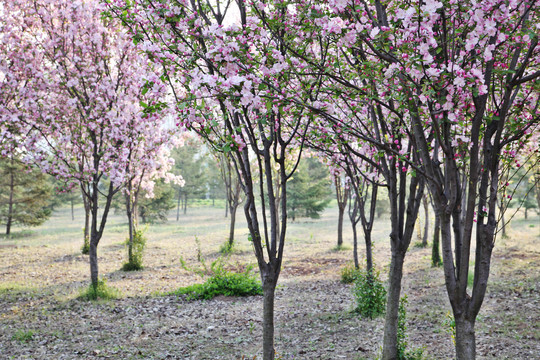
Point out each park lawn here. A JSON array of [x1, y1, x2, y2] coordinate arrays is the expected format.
[[0, 204, 538, 359]]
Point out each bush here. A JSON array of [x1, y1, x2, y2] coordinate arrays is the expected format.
[[397, 295, 425, 360], [219, 240, 235, 255], [81, 231, 89, 255], [340, 262, 361, 284], [353, 269, 386, 319], [79, 278, 121, 301], [173, 258, 262, 300], [121, 228, 146, 271]]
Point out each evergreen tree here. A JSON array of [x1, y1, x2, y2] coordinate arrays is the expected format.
[[138, 180, 176, 223], [0, 156, 52, 235], [171, 138, 207, 218], [287, 157, 332, 221]]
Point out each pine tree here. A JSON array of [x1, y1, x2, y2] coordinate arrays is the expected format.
[[0, 156, 52, 235], [287, 157, 332, 221]]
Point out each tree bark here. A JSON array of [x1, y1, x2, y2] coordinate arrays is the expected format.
[[455, 317, 476, 360], [335, 176, 348, 248], [382, 251, 405, 360], [365, 232, 373, 273], [432, 213, 442, 267], [126, 192, 134, 264], [176, 189, 181, 221], [82, 187, 90, 252], [6, 158, 14, 236], [262, 280, 276, 360], [71, 199, 75, 221], [183, 193, 188, 214], [337, 207, 344, 247], [228, 203, 237, 247], [422, 195, 429, 247], [352, 221, 359, 269]]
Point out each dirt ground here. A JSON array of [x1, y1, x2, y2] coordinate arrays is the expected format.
[[1, 204, 539, 359]]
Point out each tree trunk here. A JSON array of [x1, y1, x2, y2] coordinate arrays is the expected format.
[[382, 251, 405, 360], [126, 193, 134, 264], [6, 160, 14, 236], [262, 280, 276, 360], [422, 196, 429, 247], [455, 317, 476, 360], [82, 189, 90, 253], [500, 210, 507, 238], [89, 239, 99, 288], [365, 232, 373, 274], [71, 199, 75, 221], [352, 222, 359, 269], [183, 193, 188, 215], [337, 206, 344, 247], [432, 213, 442, 267], [176, 190, 181, 221], [228, 203, 237, 247]]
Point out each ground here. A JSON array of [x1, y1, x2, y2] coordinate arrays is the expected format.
[[0, 202, 539, 359]]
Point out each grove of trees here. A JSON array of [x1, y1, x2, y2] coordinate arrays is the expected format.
[[1, 0, 538, 359]]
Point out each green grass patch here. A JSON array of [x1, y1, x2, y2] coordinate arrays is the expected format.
[[332, 244, 351, 252], [79, 279, 121, 301], [12, 329, 35, 343]]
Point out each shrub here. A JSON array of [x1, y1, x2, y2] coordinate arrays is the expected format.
[[121, 228, 146, 271], [79, 278, 121, 301], [219, 240, 235, 255], [81, 230, 89, 255], [173, 258, 262, 300], [340, 262, 360, 284], [353, 269, 386, 319], [397, 295, 425, 360]]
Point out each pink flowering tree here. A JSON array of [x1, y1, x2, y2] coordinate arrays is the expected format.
[[104, 0, 324, 358], [258, 0, 539, 358], [3, 0, 175, 289]]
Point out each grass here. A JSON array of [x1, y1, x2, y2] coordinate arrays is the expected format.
[[79, 279, 122, 301], [1, 202, 538, 358], [12, 329, 35, 343]]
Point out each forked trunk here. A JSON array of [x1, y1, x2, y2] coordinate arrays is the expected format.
[[455, 317, 476, 360], [262, 281, 276, 360], [382, 251, 405, 360]]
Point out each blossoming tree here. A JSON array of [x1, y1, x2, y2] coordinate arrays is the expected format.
[[3, 0, 177, 289]]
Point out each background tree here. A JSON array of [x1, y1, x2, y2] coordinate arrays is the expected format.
[[218, 153, 243, 249], [171, 138, 207, 218], [0, 155, 52, 235], [287, 157, 332, 222], [334, 174, 348, 249], [138, 181, 177, 224]]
